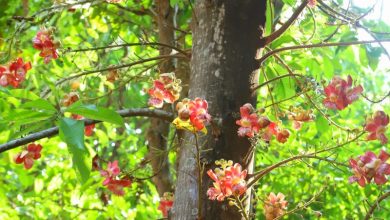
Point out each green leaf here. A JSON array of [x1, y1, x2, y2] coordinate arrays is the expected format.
[[20, 99, 57, 113], [265, 0, 273, 36], [315, 115, 330, 134], [8, 89, 40, 100], [66, 103, 124, 125], [58, 117, 91, 183]]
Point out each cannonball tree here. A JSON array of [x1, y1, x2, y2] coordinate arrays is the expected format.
[[0, 0, 389, 219]]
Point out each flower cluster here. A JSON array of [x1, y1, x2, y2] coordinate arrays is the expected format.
[[173, 98, 211, 133], [206, 160, 247, 201], [158, 192, 174, 218], [62, 92, 79, 107], [349, 150, 390, 187], [0, 58, 31, 87], [264, 192, 288, 220], [33, 28, 59, 64], [148, 73, 182, 108], [235, 104, 289, 143], [71, 114, 95, 136], [14, 143, 42, 169], [288, 106, 315, 130], [262, 122, 290, 143], [323, 75, 363, 110], [364, 111, 389, 145], [100, 160, 131, 196], [236, 103, 270, 137]]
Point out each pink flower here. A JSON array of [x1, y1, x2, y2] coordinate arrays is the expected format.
[[236, 103, 270, 137], [308, 0, 317, 8], [188, 98, 211, 131], [99, 160, 131, 196], [364, 111, 389, 145], [349, 150, 390, 187], [158, 192, 174, 217], [33, 29, 59, 64], [323, 75, 363, 110], [288, 107, 315, 130], [148, 73, 181, 108], [264, 192, 288, 220], [207, 160, 247, 201], [0, 58, 32, 88], [100, 160, 121, 185], [14, 143, 42, 169]]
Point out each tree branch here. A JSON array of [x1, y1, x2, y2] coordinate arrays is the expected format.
[[364, 191, 390, 220], [257, 39, 390, 65], [0, 108, 174, 153], [262, 0, 308, 46]]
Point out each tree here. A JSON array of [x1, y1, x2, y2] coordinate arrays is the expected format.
[[0, 0, 389, 219]]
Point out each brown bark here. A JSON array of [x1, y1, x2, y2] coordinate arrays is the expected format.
[[172, 1, 266, 219], [146, 0, 175, 196]]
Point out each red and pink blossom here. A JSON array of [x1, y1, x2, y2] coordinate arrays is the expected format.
[[14, 143, 42, 169], [33, 29, 59, 64], [349, 150, 390, 187], [264, 192, 288, 220], [207, 160, 247, 201], [323, 75, 363, 110], [100, 160, 131, 196], [158, 192, 174, 217], [0, 58, 31, 88], [236, 103, 270, 137], [364, 111, 389, 145], [148, 73, 181, 108]]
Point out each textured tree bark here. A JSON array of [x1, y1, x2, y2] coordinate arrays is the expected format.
[[146, 0, 175, 196], [172, 1, 266, 219]]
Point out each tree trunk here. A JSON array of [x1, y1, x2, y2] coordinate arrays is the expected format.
[[172, 1, 266, 219], [146, 0, 175, 196]]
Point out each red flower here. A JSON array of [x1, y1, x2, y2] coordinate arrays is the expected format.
[[100, 160, 121, 185], [349, 150, 390, 187], [261, 122, 290, 143], [0, 58, 31, 88], [100, 160, 131, 196], [323, 75, 363, 110], [207, 160, 247, 201], [158, 192, 174, 217], [236, 103, 270, 137], [264, 192, 288, 220], [106, 179, 132, 196], [188, 98, 211, 131], [148, 73, 181, 108], [364, 111, 389, 145], [14, 143, 42, 169], [33, 29, 59, 64]]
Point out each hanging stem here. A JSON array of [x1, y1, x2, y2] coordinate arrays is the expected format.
[[194, 133, 203, 219], [233, 195, 249, 220]]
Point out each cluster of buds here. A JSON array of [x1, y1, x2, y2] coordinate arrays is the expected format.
[[264, 192, 288, 220], [236, 103, 270, 137], [206, 159, 247, 201], [288, 106, 315, 130], [236, 103, 290, 143], [323, 75, 363, 110], [100, 160, 132, 196], [0, 58, 31, 87], [148, 73, 182, 108], [364, 111, 389, 145], [106, 68, 119, 83], [158, 192, 174, 218], [62, 92, 79, 107], [14, 143, 42, 169], [33, 28, 59, 64], [349, 150, 390, 187], [173, 98, 211, 133]]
